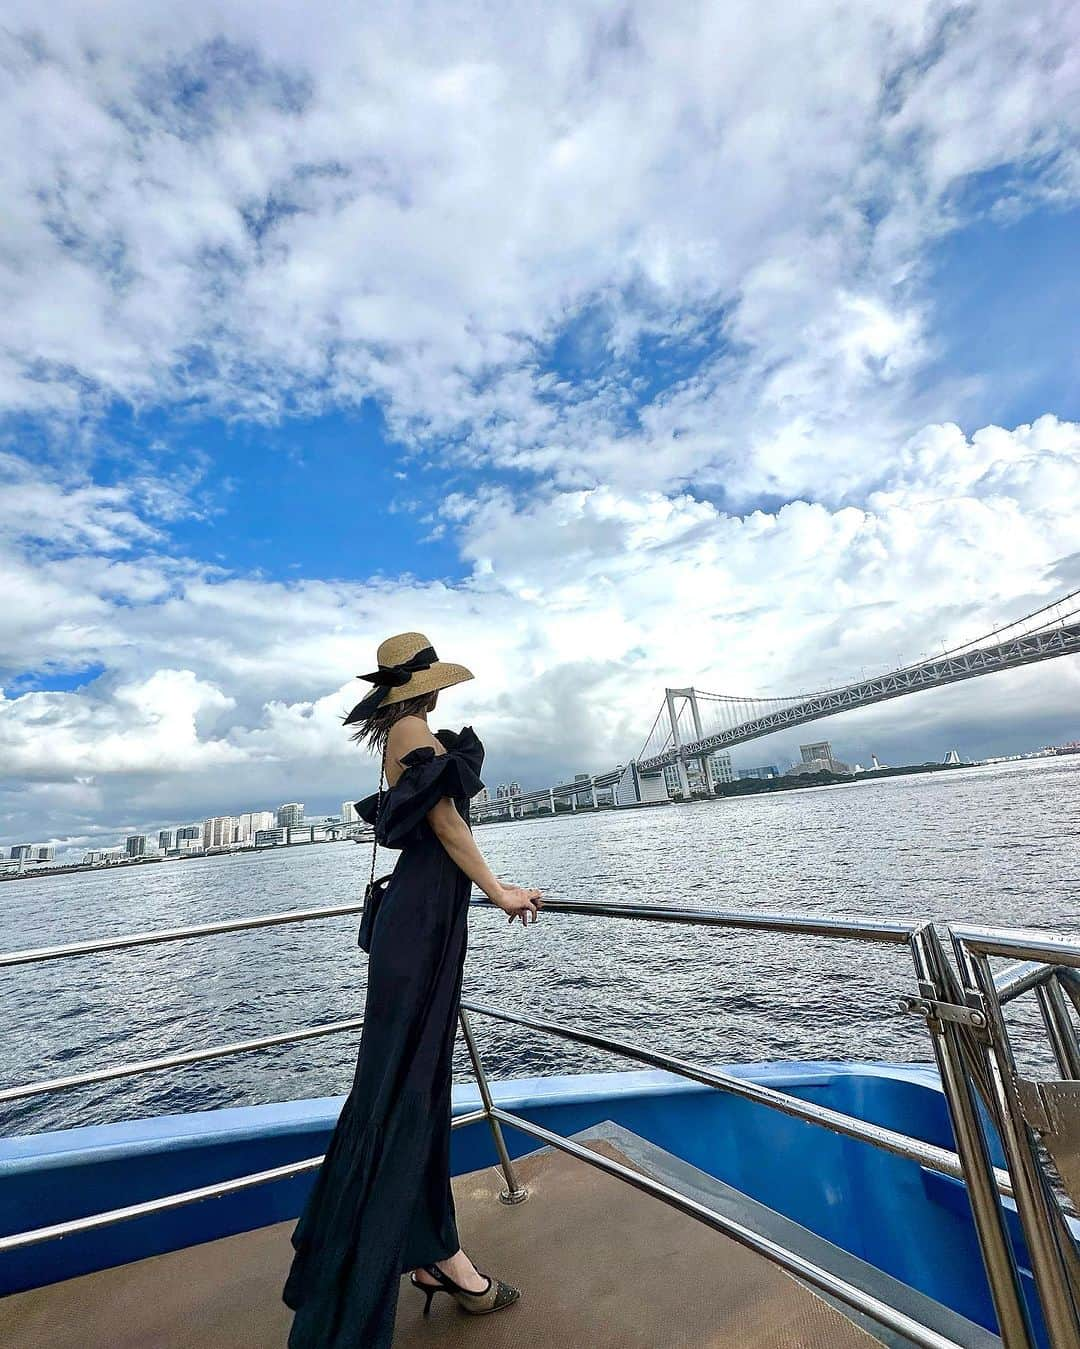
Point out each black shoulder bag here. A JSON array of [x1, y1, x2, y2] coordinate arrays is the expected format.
[[357, 741, 394, 953]]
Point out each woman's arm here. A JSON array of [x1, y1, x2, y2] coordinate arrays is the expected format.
[[427, 797, 542, 926]]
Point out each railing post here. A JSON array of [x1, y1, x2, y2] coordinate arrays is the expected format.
[[908, 926, 1036, 1348], [457, 1007, 529, 1204], [952, 938, 1080, 1348], [1036, 975, 1080, 1081]]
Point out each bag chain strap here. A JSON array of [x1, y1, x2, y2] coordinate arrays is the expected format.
[[369, 741, 386, 889]]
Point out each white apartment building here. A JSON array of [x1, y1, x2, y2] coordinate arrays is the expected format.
[[203, 816, 238, 849], [663, 750, 734, 796], [341, 801, 360, 825], [237, 810, 276, 843]]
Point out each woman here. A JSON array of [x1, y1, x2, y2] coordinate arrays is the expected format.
[[282, 631, 543, 1348]]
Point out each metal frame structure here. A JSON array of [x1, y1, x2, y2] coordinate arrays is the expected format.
[[3, 898, 1079, 1348]]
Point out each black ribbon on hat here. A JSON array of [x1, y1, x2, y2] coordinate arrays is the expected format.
[[343, 645, 438, 724]]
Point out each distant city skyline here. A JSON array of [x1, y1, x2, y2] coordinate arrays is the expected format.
[[5, 732, 1076, 864], [1, 6, 1078, 859]]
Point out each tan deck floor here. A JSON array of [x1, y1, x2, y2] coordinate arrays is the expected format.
[[2, 1138, 878, 1348]]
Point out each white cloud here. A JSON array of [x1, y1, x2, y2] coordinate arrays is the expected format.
[[1, 1, 1077, 500], [2, 3, 1078, 851], [2, 416, 1077, 850]]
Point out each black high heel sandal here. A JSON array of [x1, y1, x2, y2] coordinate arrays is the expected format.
[[409, 1261, 521, 1315]]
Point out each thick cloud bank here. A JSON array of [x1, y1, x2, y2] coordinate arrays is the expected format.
[[1, 1, 1078, 850]]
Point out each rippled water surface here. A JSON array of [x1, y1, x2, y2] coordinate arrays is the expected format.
[[3, 757, 1077, 1135]]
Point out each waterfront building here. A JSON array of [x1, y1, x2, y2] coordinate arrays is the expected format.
[[158, 829, 174, 851], [801, 741, 834, 765], [176, 824, 202, 842], [737, 765, 780, 781], [341, 801, 360, 826], [473, 787, 489, 806], [277, 802, 305, 829], [706, 752, 735, 788], [237, 810, 276, 843], [203, 816, 239, 849], [790, 743, 853, 776], [254, 828, 285, 847], [10, 843, 53, 862], [661, 751, 734, 797], [125, 835, 147, 858], [286, 825, 327, 845]]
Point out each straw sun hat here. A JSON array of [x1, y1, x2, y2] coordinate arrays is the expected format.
[[343, 631, 474, 725]]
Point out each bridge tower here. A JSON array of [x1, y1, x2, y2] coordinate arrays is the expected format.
[[665, 687, 709, 798]]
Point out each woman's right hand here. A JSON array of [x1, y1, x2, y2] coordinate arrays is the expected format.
[[489, 883, 543, 926]]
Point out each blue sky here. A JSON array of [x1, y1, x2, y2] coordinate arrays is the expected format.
[[1, 1, 1078, 853]]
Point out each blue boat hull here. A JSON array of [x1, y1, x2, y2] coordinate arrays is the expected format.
[[0, 1061, 1053, 1342]]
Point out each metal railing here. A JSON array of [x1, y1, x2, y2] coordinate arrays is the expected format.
[[3, 897, 1079, 1347]]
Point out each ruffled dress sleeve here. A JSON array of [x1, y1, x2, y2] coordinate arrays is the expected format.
[[355, 725, 485, 849]]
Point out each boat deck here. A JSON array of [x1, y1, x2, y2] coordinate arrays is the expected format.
[[1, 1126, 985, 1348]]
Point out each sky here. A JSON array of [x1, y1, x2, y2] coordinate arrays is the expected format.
[[1, 0, 1079, 856]]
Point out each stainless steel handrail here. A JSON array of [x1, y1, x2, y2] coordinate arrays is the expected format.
[[0, 898, 917, 970], [950, 927, 1080, 1348], [0, 1016, 366, 1104], [2, 900, 1064, 1346], [494, 897, 918, 943], [460, 995, 1016, 1198], [951, 925, 1080, 969], [995, 960, 1056, 1004], [0, 900, 367, 968], [0, 1106, 490, 1255]]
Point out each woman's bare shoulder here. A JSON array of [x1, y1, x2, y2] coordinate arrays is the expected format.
[[387, 715, 444, 764]]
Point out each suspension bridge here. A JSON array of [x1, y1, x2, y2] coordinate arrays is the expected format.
[[472, 587, 1080, 821]]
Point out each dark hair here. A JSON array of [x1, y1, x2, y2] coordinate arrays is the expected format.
[[347, 688, 438, 755]]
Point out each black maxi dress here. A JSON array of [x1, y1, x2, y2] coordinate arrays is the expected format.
[[282, 724, 486, 1348]]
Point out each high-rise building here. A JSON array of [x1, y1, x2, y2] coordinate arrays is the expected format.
[[158, 829, 175, 851], [176, 825, 202, 841], [801, 741, 834, 765], [125, 835, 147, 858], [203, 816, 238, 849], [236, 810, 276, 843], [277, 802, 305, 829], [662, 752, 734, 796], [791, 742, 852, 776], [341, 801, 360, 826], [706, 751, 735, 788]]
